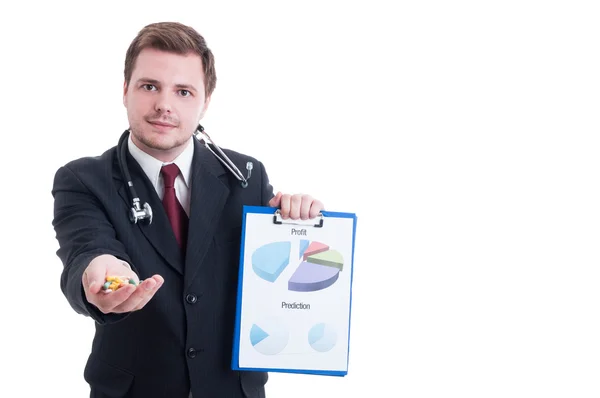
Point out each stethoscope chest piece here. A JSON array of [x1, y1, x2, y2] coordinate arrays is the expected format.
[[117, 131, 154, 225], [129, 201, 153, 224]]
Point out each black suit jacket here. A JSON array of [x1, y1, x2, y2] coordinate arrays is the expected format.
[[52, 135, 273, 398]]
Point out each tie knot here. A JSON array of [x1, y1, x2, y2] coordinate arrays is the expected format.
[[161, 163, 181, 188]]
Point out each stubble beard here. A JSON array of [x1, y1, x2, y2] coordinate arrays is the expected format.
[[132, 117, 190, 146]]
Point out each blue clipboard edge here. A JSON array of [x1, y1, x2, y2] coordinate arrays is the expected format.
[[231, 205, 358, 377]]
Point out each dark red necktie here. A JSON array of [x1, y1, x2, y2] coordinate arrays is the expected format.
[[161, 164, 188, 252]]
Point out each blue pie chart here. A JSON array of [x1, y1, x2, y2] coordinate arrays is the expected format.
[[250, 317, 289, 355], [308, 323, 337, 353]]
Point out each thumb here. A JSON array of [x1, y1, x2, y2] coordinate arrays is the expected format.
[[84, 265, 106, 294], [269, 191, 282, 208]]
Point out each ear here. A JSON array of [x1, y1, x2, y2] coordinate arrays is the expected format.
[[198, 96, 212, 119], [122, 81, 129, 107]]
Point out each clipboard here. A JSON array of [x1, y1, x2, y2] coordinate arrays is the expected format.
[[231, 205, 358, 376]]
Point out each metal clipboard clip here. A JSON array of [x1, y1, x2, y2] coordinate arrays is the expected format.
[[272, 210, 324, 228]]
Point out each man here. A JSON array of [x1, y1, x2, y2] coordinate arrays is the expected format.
[[51, 21, 323, 398]]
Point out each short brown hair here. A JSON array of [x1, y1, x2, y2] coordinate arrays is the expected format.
[[124, 22, 217, 97]]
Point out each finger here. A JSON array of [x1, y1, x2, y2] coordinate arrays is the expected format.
[[288, 194, 303, 220], [89, 284, 137, 314], [146, 275, 164, 285], [82, 271, 89, 291], [112, 279, 158, 313], [309, 199, 324, 218], [299, 194, 313, 220], [113, 275, 164, 313], [132, 276, 165, 311], [279, 194, 291, 219], [268, 192, 282, 208]]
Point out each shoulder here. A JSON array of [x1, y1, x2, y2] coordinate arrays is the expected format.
[[201, 140, 268, 175], [217, 145, 270, 179], [52, 146, 118, 189], [217, 145, 261, 165], [213, 145, 274, 202]]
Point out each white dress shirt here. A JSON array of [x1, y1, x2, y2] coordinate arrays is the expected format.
[[128, 134, 195, 398], [127, 133, 194, 215]]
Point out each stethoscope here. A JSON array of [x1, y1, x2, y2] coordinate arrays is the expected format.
[[117, 123, 253, 225]]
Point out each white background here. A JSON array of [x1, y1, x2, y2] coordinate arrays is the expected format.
[[1, 1, 599, 397]]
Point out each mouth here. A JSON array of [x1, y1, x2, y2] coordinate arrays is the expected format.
[[148, 120, 177, 128], [147, 120, 178, 133]]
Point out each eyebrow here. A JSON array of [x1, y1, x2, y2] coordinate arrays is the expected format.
[[136, 78, 197, 92]]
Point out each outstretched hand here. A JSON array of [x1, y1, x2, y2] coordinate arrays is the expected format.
[[82, 254, 164, 314], [268, 192, 324, 220]]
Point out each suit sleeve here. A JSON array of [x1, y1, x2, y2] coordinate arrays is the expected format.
[[52, 165, 134, 325], [258, 160, 275, 206]]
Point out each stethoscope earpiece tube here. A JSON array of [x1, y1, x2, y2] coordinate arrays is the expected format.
[[194, 124, 252, 188], [118, 125, 253, 225]]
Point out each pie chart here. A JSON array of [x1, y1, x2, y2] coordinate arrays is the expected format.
[[251, 241, 291, 282], [249, 317, 289, 355], [251, 240, 344, 292], [308, 323, 337, 353]]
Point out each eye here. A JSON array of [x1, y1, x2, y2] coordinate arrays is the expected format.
[[179, 89, 191, 97], [142, 84, 157, 91]]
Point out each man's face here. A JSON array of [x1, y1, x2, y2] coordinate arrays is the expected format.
[[123, 48, 210, 161]]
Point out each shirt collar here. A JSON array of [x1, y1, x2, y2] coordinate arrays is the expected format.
[[127, 132, 194, 189]]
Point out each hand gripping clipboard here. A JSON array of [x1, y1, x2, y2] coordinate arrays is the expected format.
[[232, 206, 358, 376], [272, 209, 324, 228]]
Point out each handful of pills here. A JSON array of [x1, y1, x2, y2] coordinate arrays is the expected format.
[[102, 276, 139, 293]]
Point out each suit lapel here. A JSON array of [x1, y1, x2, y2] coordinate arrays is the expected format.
[[114, 150, 185, 275], [184, 138, 230, 288]]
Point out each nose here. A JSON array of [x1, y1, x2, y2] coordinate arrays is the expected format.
[[154, 92, 172, 113]]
